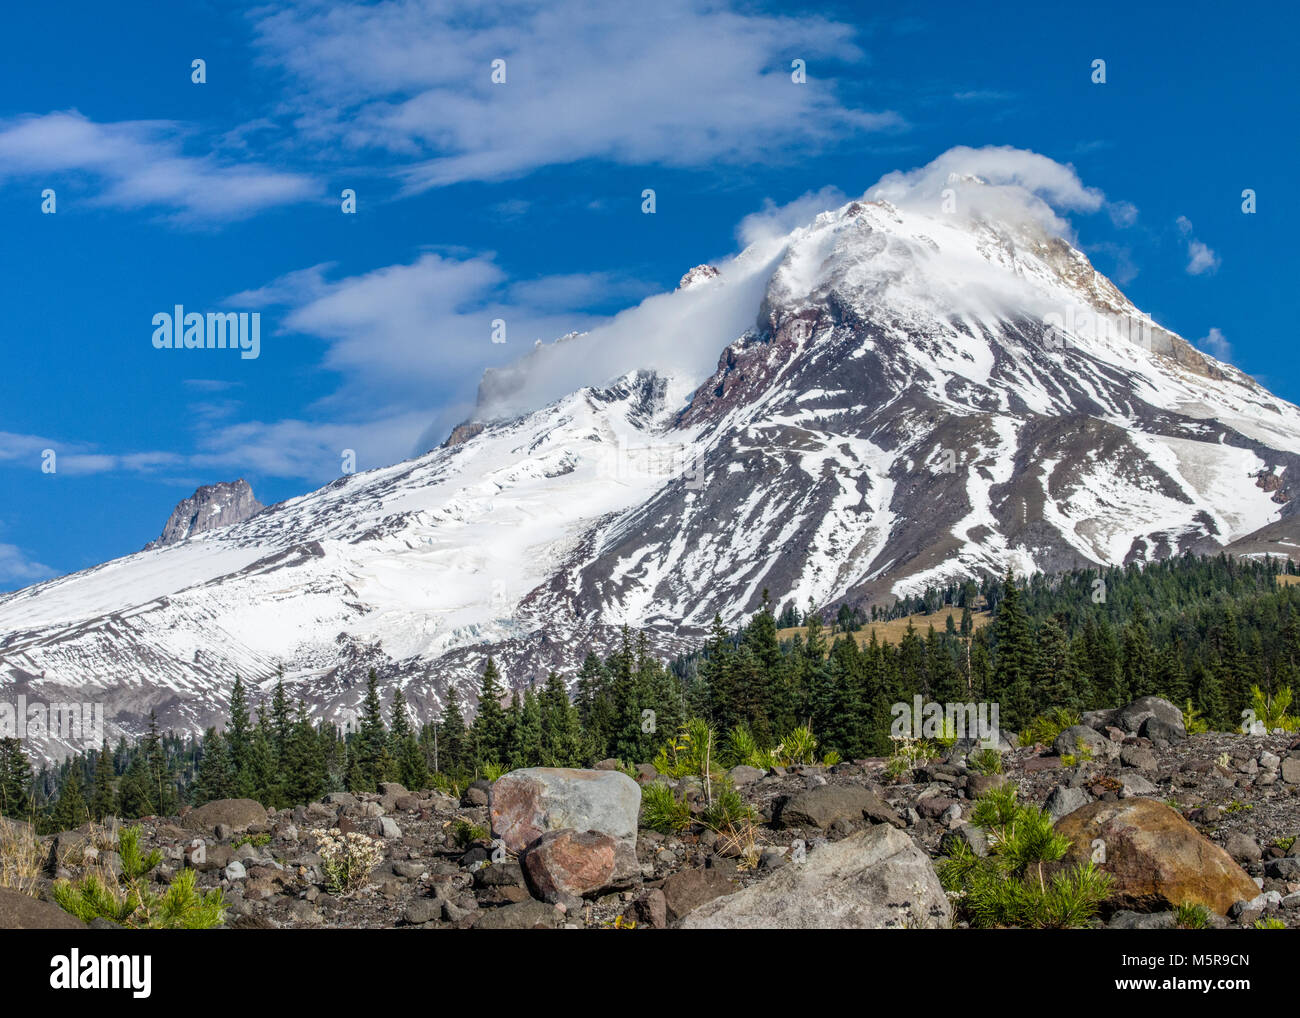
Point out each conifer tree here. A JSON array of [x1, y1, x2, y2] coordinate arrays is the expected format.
[[471, 657, 508, 768], [0, 738, 32, 818], [91, 741, 118, 820], [539, 671, 582, 766], [991, 573, 1034, 726], [50, 764, 87, 831], [192, 728, 234, 805], [438, 685, 468, 777], [356, 669, 388, 790]]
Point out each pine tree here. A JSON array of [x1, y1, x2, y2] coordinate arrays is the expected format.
[[356, 669, 387, 791], [118, 753, 156, 818], [269, 672, 293, 766], [1034, 615, 1077, 711], [991, 573, 1034, 727], [283, 701, 328, 804], [471, 657, 508, 768], [192, 729, 234, 805], [511, 686, 544, 768], [539, 671, 582, 767], [90, 741, 118, 820], [1196, 663, 1227, 729], [390, 689, 429, 791], [143, 710, 174, 816], [227, 675, 252, 784], [437, 685, 468, 777], [0, 738, 32, 818], [698, 614, 736, 731], [51, 765, 87, 831]]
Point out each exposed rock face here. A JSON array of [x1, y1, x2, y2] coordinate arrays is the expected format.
[[489, 768, 641, 883], [0, 889, 86, 929], [677, 263, 720, 290], [1054, 797, 1260, 915], [678, 824, 950, 929], [146, 479, 263, 549]]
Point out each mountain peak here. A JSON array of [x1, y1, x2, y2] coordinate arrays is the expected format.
[[145, 479, 264, 550]]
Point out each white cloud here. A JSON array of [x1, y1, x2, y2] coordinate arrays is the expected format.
[[0, 542, 55, 585], [1197, 326, 1232, 362], [1176, 215, 1220, 275], [1107, 200, 1138, 228], [867, 145, 1104, 237], [250, 0, 901, 190], [0, 111, 317, 220], [736, 186, 849, 247], [233, 253, 611, 400]]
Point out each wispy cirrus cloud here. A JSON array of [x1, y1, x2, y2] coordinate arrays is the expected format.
[[250, 0, 902, 191], [0, 541, 55, 585], [0, 110, 317, 220]]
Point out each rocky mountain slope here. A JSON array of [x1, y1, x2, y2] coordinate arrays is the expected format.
[[9, 696, 1300, 930], [3, 181, 1299, 756]]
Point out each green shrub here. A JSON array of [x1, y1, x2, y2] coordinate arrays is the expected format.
[[640, 782, 692, 834], [231, 833, 270, 850], [451, 819, 488, 848], [939, 784, 1110, 929], [701, 786, 756, 832], [52, 826, 226, 929], [1175, 901, 1211, 929], [969, 748, 1003, 775], [1018, 708, 1079, 748], [1249, 685, 1297, 731], [653, 718, 720, 780], [1182, 700, 1210, 735], [723, 725, 761, 769]]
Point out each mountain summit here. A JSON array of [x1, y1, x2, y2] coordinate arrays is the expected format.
[[3, 184, 1298, 757], [145, 479, 264, 550]]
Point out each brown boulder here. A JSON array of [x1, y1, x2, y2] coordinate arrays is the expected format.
[[520, 829, 617, 902], [1054, 797, 1260, 915], [661, 866, 735, 922], [182, 798, 267, 834]]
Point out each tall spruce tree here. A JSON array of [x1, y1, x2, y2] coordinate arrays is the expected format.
[[471, 657, 508, 768]]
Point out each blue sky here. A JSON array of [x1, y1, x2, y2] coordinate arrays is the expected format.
[[1, 0, 1295, 588]]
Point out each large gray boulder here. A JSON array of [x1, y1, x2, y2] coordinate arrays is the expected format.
[[678, 824, 950, 929], [490, 768, 640, 882], [0, 889, 85, 929], [1116, 696, 1185, 738], [1052, 725, 1110, 760]]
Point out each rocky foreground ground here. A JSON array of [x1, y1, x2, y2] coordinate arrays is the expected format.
[[5, 696, 1300, 930]]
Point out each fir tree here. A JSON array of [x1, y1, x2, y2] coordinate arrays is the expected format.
[[192, 729, 234, 805], [0, 738, 33, 818], [51, 765, 87, 831], [90, 741, 118, 820], [471, 657, 509, 768], [438, 685, 468, 777]]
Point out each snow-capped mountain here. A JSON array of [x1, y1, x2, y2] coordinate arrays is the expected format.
[[4, 180, 1299, 758]]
